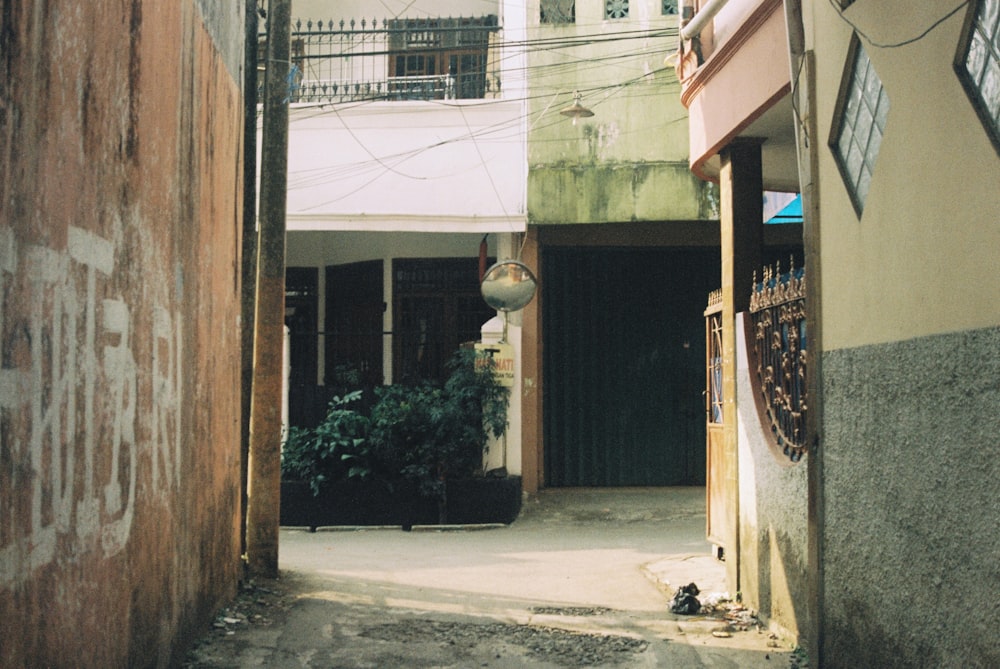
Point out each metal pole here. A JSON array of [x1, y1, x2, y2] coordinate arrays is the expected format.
[[246, 0, 289, 578]]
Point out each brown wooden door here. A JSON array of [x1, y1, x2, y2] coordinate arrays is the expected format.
[[704, 294, 731, 558]]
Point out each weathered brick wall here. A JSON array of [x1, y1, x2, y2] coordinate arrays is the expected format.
[[0, 2, 244, 667]]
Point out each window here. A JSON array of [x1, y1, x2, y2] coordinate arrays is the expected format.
[[541, 0, 575, 24], [829, 37, 889, 216], [392, 259, 496, 385], [955, 0, 1000, 154], [606, 0, 629, 20], [662, 0, 678, 15]]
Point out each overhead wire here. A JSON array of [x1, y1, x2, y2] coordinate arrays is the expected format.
[[827, 0, 969, 49], [286, 70, 685, 208], [262, 8, 688, 205]]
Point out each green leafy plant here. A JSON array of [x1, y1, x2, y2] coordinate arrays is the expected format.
[[367, 349, 509, 515], [281, 390, 371, 495], [282, 349, 509, 519]]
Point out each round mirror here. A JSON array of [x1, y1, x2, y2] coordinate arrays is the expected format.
[[480, 260, 537, 312]]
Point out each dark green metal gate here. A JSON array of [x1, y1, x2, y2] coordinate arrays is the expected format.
[[542, 247, 719, 486]]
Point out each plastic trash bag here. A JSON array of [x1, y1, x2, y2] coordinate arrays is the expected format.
[[669, 582, 702, 615]]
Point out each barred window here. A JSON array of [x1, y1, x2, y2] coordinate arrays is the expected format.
[[541, 0, 575, 24], [829, 37, 889, 216], [955, 0, 1000, 154]]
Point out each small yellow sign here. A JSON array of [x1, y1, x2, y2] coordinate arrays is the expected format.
[[475, 342, 515, 388]]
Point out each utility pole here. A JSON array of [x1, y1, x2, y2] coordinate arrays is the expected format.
[[239, 0, 259, 567], [246, 0, 290, 578]]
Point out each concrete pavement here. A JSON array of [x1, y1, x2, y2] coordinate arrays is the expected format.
[[184, 487, 798, 667]]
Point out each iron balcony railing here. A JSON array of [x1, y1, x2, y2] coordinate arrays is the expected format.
[[259, 15, 503, 104]]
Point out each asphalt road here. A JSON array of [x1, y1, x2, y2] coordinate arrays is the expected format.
[[184, 488, 796, 668]]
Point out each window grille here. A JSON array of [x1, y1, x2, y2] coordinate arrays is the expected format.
[[541, 0, 575, 24], [606, 0, 629, 20], [830, 37, 889, 216]]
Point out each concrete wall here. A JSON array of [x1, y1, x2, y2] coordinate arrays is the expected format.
[[0, 2, 244, 667], [805, 2, 1000, 666], [282, 102, 526, 232], [526, 0, 716, 224], [735, 315, 808, 640], [819, 328, 1000, 667]]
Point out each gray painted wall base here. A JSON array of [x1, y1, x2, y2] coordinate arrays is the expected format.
[[820, 325, 1000, 668]]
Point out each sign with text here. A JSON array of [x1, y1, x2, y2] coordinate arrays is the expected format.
[[475, 342, 515, 387]]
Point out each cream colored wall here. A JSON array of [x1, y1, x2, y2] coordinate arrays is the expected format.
[[809, 1, 1000, 351], [527, 0, 690, 166], [526, 0, 712, 223]]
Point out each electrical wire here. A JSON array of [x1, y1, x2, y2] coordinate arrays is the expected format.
[[284, 71, 686, 208], [827, 0, 969, 49]]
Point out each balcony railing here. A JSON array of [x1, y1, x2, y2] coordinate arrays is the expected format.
[[259, 16, 502, 104], [747, 260, 807, 462]]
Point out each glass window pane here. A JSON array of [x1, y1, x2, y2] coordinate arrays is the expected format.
[[874, 88, 890, 131], [838, 125, 853, 160], [856, 166, 872, 207], [966, 32, 989, 82], [843, 83, 862, 129], [853, 48, 869, 91], [847, 142, 864, 183], [865, 127, 883, 169], [855, 103, 874, 144], [981, 57, 1000, 120], [863, 63, 881, 106], [982, 0, 1000, 35]]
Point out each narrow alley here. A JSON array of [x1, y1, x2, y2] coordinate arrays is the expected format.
[[184, 489, 798, 668]]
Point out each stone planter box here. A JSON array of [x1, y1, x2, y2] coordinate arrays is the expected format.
[[280, 476, 522, 529]]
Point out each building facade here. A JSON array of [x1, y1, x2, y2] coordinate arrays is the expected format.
[[275, 0, 529, 474], [278, 0, 727, 491], [518, 0, 729, 493], [677, 0, 1000, 665]]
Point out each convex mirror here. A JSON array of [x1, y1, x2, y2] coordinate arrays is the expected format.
[[480, 260, 537, 312]]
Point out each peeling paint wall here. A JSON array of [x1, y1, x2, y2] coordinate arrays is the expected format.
[[0, 2, 244, 667]]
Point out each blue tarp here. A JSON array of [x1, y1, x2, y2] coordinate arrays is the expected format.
[[766, 194, 802, 224]]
